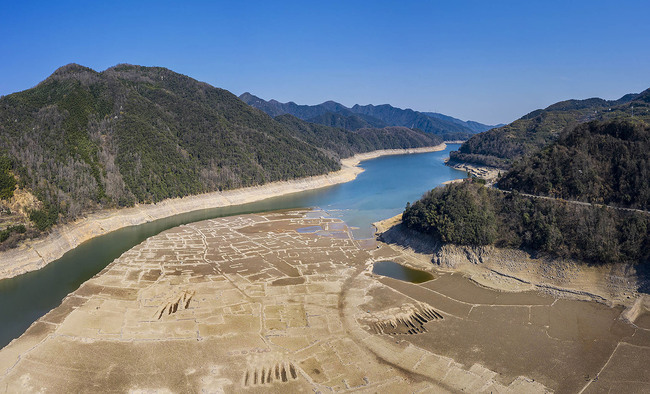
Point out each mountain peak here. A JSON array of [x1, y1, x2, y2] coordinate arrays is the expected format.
[[44, 63, 100, 86], [239, 92, 257, 101], [52, 63, 97, 75]]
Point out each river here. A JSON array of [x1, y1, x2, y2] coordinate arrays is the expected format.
[[0, 144, 464, 348]]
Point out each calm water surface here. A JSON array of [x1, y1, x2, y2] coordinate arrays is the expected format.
[[372, 261, 434, 283], [0, 145, 464, 348]]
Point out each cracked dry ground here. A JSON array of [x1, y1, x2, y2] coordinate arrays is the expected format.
[[1, 210, 649, 393]]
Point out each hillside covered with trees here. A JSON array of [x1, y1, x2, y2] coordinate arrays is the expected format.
[[403, 179, 650, 266], [306, 112, 387, 131], [0, 64, 443, 247], [404, 118, 650, 266], [499, 120, 650, 210], [449, 89, 650, 168], [275, 115, 442, 159]]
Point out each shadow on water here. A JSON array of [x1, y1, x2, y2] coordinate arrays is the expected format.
[[0, 145, 464, 348]]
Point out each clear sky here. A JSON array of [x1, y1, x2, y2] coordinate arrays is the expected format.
[[1, 0, 649, 124]]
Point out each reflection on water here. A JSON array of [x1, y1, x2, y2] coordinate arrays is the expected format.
[[0, 145, 463, 348], [372, 261, 434, 283], [296, 226, 323, 233]]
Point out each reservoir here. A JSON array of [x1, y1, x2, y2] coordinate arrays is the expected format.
[[0, 144, 464, 348]]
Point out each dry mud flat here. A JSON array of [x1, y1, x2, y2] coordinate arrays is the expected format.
[[1, 211, 649, 393], [0, 145, 445, 281]]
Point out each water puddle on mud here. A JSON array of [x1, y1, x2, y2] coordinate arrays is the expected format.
[[296, 226, 323, 233], [372, 261, 434, 283]]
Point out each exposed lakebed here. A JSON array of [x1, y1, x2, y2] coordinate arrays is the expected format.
[[3, 210, 645, 393], [0, 145, 464, 348]]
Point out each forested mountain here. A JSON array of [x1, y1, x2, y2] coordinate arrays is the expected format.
[[404, 118, 650, 266], [0, 64, 443, 246], [499, 120, 650, 210], [403, 179, 650, 265], [349, 103, 473, 140], [306, 112, 387, 130], [275, 115, 442, 158], [239, 93, 498, 140], [449, 89, 650, 168], [239, 93, 353, 119], [422, 112, 504, 134]]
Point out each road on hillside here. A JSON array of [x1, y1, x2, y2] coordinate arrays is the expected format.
[[492, 186, 650, 215]]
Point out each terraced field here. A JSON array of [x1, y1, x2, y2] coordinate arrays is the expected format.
[[1, 210, 648, 393]]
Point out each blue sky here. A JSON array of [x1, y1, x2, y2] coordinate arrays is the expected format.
[[1, 0, 649, 124]]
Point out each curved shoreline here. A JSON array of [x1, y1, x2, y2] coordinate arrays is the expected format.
[[374, 213, 641, 308], [0, 144, 445, 280]]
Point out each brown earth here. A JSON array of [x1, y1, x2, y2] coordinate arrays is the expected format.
[[1, 210, 648, 393]]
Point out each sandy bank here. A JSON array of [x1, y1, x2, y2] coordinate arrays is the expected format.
[[445, 160, 501, 181], [0, 144, 445, 280], [441, 140, 466, 144], [374, 214, 642, 308]]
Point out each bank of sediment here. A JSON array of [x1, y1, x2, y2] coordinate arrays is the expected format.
[[0, 145, 445, 280], [375, 214, 644, 308]]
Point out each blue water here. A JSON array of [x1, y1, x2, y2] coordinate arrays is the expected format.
[[0, 145, 464, 348], [303, 146, 465, 238]]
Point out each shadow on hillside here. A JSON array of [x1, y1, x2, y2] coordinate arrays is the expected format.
[[636, 264, 650, 295], [377, 222, 442, 257]]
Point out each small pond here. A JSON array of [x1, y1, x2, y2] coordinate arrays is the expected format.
[[372, 261, 434, 283]]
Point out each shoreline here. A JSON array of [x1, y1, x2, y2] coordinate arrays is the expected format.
[[442, 139, 466, 144], [373, 213, 642, 309], [0, 144, 446, 280], [444, 159, 501, 181]]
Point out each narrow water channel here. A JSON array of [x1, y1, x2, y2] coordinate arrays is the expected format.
[[0, 145, 464, 348]]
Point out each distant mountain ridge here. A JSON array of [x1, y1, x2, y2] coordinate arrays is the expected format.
[[449, 88, 650, 168], [274, 115, 442, 159], [422, 112, 505, 134], [239, 92, 500, 140]]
